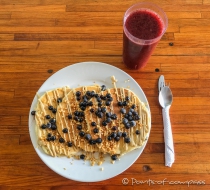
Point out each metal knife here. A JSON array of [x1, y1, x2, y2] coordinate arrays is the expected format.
[[158, 75, 165, 92]]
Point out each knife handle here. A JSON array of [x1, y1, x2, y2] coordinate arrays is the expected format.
[[162, 107, 175, 167]]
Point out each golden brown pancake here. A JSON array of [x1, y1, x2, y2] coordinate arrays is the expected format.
[[34, 86, 80, 157], [56, 85, 106, 153], [56, 84, 150, 157], [33, 76, 151, 164]]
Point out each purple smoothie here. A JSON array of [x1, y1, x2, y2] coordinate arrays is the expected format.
[[123, 10, 164, 70]]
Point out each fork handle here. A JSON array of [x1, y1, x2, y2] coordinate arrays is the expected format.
[[162, 107, 175, 167]]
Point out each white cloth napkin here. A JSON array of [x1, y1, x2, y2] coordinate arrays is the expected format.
[[162, 107, 175, 167]]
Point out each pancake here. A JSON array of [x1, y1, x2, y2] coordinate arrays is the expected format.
[[34, 86, 80, 157], [56, 81, 150, 158], [82, 87, 150, 156], [56, 85, 107, 153], [32, 76, 151, 164]]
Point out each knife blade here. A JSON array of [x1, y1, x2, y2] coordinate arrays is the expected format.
[[158, 75, 165, 92]]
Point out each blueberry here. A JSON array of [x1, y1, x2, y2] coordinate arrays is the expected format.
[[49, 118, 56, 123], [101, 85, 106, 91], [136, 130, 140, 135], [131, 104, 136, 109], [78, 118, 83, 122], [106, 117, 112, 123], [111, 114, 117, 120], [118, 101, 123, 106], [112, 126, 117, 130], [134, 115, 140, 121], [48, 105, 53, 110], [122, 101, 127, 106], [111, 154, 118, 160], [129, 108, 135, 113], [97, 97, 102, 102], [130, 121, 136, 127], [62, 128, 68, 133], [74, 111, 79, 116], [89, 139, 96, 145], [50, 136, 56, 141], [110, 132, 117, 138], [74, 116, 79, 121], [90, 108, 94, 113], [128, 111, 132, 116], [83, 95, 88, 102], [120, 108, 126, 114], [94, 93, 99, 98], [124, 137, 130, 143], [57, 98, 62, 104], [101, 107, 106, 113], [68, 114, 72, 119], [86, 91, 91, 96], [123, 118, 128, 124], [122, 132, 127, 137], [91, 122, 96, 127], [76, 91, 81, 97], [124, 114, 129, 119], [77, 125, 82, 130], [51, 124, 57, 130], [93, 128, 99, 133], [106, 93, 111, 98], [96, 138, 102, 144], [107, 136, 112, 141], [106, 112, 111, 118], [79, 111, 84, 117], [125, 122, 130, 129], [97, 108, 102, 112], [90, 91, 95, 97], [133, 111, 138, 116], [80, 154, 85, 159], [67, 142, 73, 147], [107, 97, 113, 102], [31, 111, 36, 115], [128, 116, 133, 121], [100, 95, 106, 100], [46, 122, 51, 128], [85, 134, 92, 141], [45, 115, 51, 119], [41, 124, 47, 129], [87, 101, 93, 106], [79, 131, 85, 137], [76, 97, 81, 101], [80, 106, 86, 111], [98, 102, 102, 107], [59, 137, 65, 143], [79, 102, 86, 107], [105, 101, 111, 106], [52, 108, 57, 114], [114, 136, 120, 141], [117, 132, 122, 137], [102, 121, 107, 126], [47, 137, 51, 141], [125, 96, 130, 101], [47, 133, 51, 137], [97, 112, 103, 118]]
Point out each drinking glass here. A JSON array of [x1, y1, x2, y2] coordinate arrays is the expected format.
[[123, 2, 168, 70]]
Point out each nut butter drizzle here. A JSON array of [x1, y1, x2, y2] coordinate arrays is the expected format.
[[37, 88, 78, 157], [111, 76, 150, 152], [63, 87, 74, 143], [34, 76, 151, 165]]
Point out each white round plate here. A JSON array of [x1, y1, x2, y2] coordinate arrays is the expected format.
[[29, 62, 151, 182]]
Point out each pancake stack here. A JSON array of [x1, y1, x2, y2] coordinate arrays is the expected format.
[[32, 76, 151, 165]]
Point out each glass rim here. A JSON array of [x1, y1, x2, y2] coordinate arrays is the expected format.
[[123, 2, 168, 45]]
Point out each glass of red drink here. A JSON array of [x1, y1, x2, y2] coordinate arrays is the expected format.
[[123, 2, 168, 70]]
